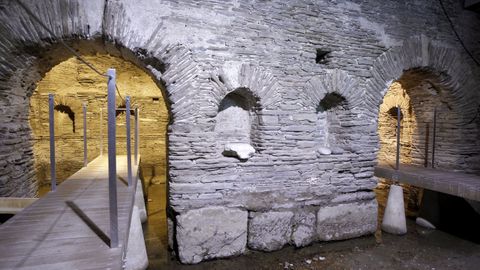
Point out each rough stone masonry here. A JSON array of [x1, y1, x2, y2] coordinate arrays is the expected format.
[[0, 0, 479, 264]]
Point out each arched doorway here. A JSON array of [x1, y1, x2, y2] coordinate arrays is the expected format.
[[370, 37, 480, 224], [376, 68, 459, 217], [30, 53, 169, 193], [27, 49, 172, 264]]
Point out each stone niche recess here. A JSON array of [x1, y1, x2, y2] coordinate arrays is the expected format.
[[215, 88, 259, 160], [316, 92, 350, 155]]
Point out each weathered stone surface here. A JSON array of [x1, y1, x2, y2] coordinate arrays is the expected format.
[[176, 207, 247, 264], [292, 209, 317, 247], [317, 200, 377, 241], [223, 143, 255, 160], [248, 211, 294, 251], [317, 146, 332, 155], [0, 0, 479, 265]]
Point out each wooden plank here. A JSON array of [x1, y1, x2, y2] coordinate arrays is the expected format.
[[0, 155, 139, 270], [374, 163, 480, 201]]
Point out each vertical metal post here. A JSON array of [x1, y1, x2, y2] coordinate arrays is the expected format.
[[424, 123, 429, 168], [48, 94, 56, 192], [126, 96, 133, 187], [107, 69, 118, 248], [83, 103, 88, 167], [134, 107, 139, 165], [432, 107, 437, 169], [395, 106, 401, 170], [100, 108, 103, 156]]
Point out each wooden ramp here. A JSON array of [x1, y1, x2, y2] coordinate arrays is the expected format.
[[375, 163, 480, 201], [0, 155, 139, 270]]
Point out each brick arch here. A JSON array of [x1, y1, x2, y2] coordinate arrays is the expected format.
[[303, 69, 362, 111], [365, 35, 480, 120], [371, 36, 480, 172], [0, 1, 210, 197], [208, 63, 282, 113], [54, 96, 83, 112]]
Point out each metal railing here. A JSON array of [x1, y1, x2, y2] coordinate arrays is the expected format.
[[47, 68, 140, 248], [393, 105, 437, 171]]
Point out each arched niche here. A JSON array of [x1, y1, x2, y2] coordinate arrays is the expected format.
[[304, 70, 361, 156], [53, 104, 76, 134], [377, 81, 414, 165], [316, 92, 352, 153], [215, 88, 260, 159]]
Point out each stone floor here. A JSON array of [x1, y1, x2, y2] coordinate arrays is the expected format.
[[143, 183, 480, 270]]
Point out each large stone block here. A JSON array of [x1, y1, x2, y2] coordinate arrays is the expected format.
[[248, 211, 293, 251], [176, 207, 247, 264], [292, 209, 317, 247], [317, 199, 377, 241]]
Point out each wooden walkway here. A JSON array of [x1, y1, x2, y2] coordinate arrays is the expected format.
[[0, 155, 139, 270], [375, 163, 480, 201]]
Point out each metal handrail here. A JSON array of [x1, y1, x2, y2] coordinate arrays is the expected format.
[[47, 68, 140, 249], [392, 106, 437, 171]]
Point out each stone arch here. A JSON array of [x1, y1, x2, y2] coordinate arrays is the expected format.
[[53, 104, 76, 133], [377, 82, 415, 165], [371, 36, 480, 171], [51, 96, 83, 134], [366, 35, 480, 120], [304, 69, 362, 154], [303, 69, 362, 111], [207, 64, 282, 154], [0, 9, 208, 198], [208, 63, 282, 112]]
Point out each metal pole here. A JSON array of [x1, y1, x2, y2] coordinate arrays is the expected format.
[[432, 107, 437, 169], [83, 103, 87, 167], [126, 96, 133, 187], [395, 106, 401, 171], [134, 107, 139, 165], [100, 108, 103, 156], [424, 123, 429, 168], [48, 94, 56, 192], [107, 69, 118, 248]]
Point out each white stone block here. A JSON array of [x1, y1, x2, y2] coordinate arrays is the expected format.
[[292, 209, 317, 247], [176, 207, 247, 264], [223, 143, 255, 160], [317, 200, 377, 241], [248, 211, 294, 251]]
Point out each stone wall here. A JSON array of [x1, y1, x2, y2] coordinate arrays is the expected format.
[[0, 0, 479, 264]]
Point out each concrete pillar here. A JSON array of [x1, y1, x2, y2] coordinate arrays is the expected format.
[[125, 206, 148, 270], [381, 184, 407, 234]]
